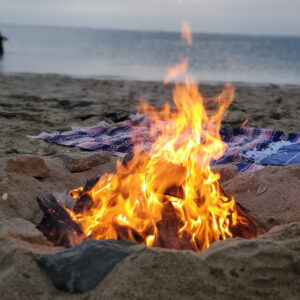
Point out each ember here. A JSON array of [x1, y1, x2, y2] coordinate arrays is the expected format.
[[37, 22, 265, 251]]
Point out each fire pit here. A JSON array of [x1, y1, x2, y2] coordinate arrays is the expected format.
[[37, 79, 264, 251]]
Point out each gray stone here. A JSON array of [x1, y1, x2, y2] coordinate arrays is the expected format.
[[86, 223, 300, 300], [36, 238, 136, 293]]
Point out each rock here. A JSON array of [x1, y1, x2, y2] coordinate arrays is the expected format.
[[0, 218, 65, 300], [59, 152, 111, 172], [1, 218, 300, 299], [5, 155, 49, 178], [211, 164, 238, 183], [221, 164, 300, 229], [36, 239, 136, 293], [85, 222, 300, 300], [0, 152, 117, 223]]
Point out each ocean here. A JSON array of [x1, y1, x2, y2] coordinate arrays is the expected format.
[[1, 24, 300, 85]]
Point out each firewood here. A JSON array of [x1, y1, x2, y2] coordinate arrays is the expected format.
[[37, 194, 84, 247]]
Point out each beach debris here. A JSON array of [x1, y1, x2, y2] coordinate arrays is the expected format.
[[5, 155, 49, 179]]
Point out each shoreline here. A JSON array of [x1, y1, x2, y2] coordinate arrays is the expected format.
[[2, 71, 300, 87]]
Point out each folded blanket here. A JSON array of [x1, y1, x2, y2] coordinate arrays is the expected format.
[[30, 114, 300, 172]]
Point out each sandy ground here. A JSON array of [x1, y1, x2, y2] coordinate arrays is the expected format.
[[0, 73, 300, 222], [1, 75, 300, 160], [0, 74, 300, 299]]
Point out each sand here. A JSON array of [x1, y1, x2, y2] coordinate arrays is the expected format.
[[0, 73, 300, 299]]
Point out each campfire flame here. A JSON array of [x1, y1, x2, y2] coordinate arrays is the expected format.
[[67, 22, 248, 251]]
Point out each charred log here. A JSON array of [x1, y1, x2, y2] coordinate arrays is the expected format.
[[37, 194, 84, 248], [231, 203, 266, 239], [37, 181, 266, 250], [154, 201, 194, 250], [72, 176, 99, 213]]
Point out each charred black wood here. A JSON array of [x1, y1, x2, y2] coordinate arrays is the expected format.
[[155, 202, 194, 251], [230, 205, 266, 239], [114, 224, 145, 243], [83, 176, 100, 191], [37, 194, 83, 248], [72, 176, 99, 213], [73, 194, 93, 214]]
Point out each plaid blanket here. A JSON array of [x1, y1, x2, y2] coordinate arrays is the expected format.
[[30, 114, 300, 172]]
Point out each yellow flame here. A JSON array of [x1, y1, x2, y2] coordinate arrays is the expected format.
[[67, 77, 244, 251], [66, 22, 246, 252]]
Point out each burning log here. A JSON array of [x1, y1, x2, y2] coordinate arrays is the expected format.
[[37, 181, 265, 249], [231, 203, 266, 239], [154, 202, 194, 250], [72, 177, 99, 213], [37, 194, 84, 248]]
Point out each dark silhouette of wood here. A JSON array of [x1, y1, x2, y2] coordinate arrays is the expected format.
[[37, 180, 266, 250], [37, 194, 84, 247]]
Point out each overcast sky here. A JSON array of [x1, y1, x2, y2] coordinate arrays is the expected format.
[[1, 0, 300, 36]]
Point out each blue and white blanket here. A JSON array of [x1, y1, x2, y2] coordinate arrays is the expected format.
[[30, 114, 300, 172]]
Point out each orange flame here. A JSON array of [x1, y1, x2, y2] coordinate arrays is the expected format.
[[164, 60, 188, 84], [241, 119, 249, 126], [181, 21, 192, 45], [68, 77, 245, 251]]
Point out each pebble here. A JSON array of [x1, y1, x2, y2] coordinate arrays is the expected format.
[[257, 184, 268, 195]]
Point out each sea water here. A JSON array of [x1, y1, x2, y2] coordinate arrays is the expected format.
[[0, 24, 300, 85]]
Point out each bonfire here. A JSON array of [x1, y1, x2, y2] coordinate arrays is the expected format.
[[38, 22, 262, 251]]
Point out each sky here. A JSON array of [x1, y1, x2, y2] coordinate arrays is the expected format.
[[1, 0, 300, 36]]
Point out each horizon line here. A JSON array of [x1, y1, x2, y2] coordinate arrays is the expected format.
[[1, 22, 300, 39]]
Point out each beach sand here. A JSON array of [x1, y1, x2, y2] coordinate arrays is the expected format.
[[0, 74, 300, 298], [1, 73, 300, 161], [1, 72, 300, 223]]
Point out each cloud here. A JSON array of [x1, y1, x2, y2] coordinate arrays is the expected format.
[[0, 0, 300, 36]]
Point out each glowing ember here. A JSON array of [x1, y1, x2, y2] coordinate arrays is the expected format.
[[241, 119, 249, 126], [66, 22, 249, 251]]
